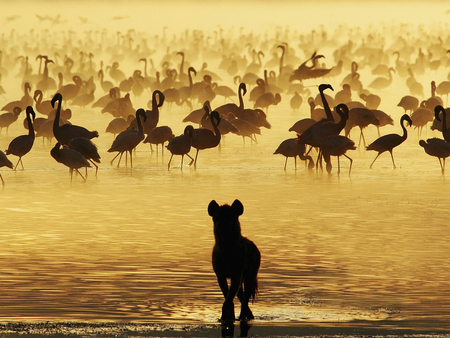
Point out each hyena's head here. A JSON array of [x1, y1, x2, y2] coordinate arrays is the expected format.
[[208, 199, 244, 241]]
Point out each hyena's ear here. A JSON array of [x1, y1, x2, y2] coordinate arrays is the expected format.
[[231, 199, 244, 216], [208, 200, 220, 216]]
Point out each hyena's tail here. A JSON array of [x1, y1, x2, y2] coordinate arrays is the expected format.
[[249, 242, 261, 303]]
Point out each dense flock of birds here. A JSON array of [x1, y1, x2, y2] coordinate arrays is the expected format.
[[1, 23, 450, 184]]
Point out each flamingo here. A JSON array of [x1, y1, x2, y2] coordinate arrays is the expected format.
[[367, 114, 412, 169], [51, 142, 90, 183], [274, 138, 314, 170], [434, 105, 450, 143], [419, 138, 450, 174], [320, 135, 356, 176], [368, 67, 395, 90], [143, 125, 174, 154], [191, 108, 221, 168], [167, 125, 194, 170], [5, 106, 35, 170], [68, 137, 101, 176], [51, 93, 99, 145], [0, 107, 22, 135], [0, 150, 13, 186], [107, 108, 147, 168]]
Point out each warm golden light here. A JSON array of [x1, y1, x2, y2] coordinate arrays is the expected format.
[[0, 0, 450, 335]]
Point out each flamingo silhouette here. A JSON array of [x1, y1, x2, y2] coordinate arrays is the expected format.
[[167, 125, 194, 170], [367, 114, 412, 169], [108, 108, 147, 168], [5, 106, 35, 170], [51, 142, 90, 183]]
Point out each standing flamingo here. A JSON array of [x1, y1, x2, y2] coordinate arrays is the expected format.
[[5, 106, 35, 170], [167, 125, 194, 170], [419, 138, 450, 174], [274, 138, 314, 170], [68, 137, 101, 176], [0, 150, 13, 186], [51, 93, 99, 145], [51, 142, 90, 183], [434, 105, 450, 143], [320, 135, 356, 176], [367, 114, 412, 169], [191, 107, 221, 168], [108, 108, 147, 168]]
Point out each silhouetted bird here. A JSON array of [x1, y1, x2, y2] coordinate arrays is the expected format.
[[51, 142, 91, 183], [367, 114, 412, 169], [419, 138, 450, 174], [0, 150, 13, 186], [5, 106, 35, 170]]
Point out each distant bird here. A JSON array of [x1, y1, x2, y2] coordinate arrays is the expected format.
[[366, 114, 412, 169], [290, 91, 303, 111], [419, 138, 450, 174], [345, 107, 380, 147], [108, 108, 147, 168], [167, 125, 194, 170], [0, 150, 13, 186], [105, 115, 134, 137], [397, 95, 419, 114], [274, 138, 314, 170], [288, 118, 316, 135], [71, 89, 95, 108], [1, 82, 32, 111], [143, 125, 174, 154], [51, 93, 99, 145], [228, 112, 260, 144], [334, 84, 352, 105], [191, 109, 221, 168], [183, 102, 211, 125], [436, 81, 450, 105], [0, 107, 22, 135], [371, 109, 394, 137], [33, 89, 53, 116], [368, 67, 395, 90], [108, 62, 126, 83], [410, 103, 433, 137], [289, 52, 331, 82], [424, 81, 443, 110], [360, 92, 381, 110], [320, 135, 356, 176], [5, 106, 35, 170], [98, 69, 114, 93], [434, 105, 450, 143], [56, 75, 82, 102], [50, 142, 91, 183], [68, 137, 101, 176], [254, 92, 281, 112]]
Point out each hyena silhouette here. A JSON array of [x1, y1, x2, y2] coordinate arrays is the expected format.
[[208, 199, 261, 323]]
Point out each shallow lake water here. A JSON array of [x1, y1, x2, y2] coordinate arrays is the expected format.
[[1, 0, 450, 334]]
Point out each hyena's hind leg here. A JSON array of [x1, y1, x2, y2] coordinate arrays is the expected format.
[[239, 248, 260, 321]]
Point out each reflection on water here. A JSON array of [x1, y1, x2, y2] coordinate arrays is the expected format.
[[0, 0, 450, 332], [1, 103, 450, 329]]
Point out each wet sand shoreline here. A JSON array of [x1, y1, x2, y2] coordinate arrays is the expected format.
[[1, 321, 450, 337]]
